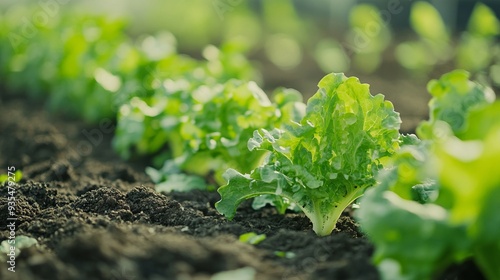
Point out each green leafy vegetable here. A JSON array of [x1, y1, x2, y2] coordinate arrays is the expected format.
[[456, 3, 500, 73], [251, 194, 299, 215], [410, 2, 449, 43], [1, 7, 298, 192], [239, 232, 267, 245], [347, 4, 391, 73], [0, 9, 258, 124], [417, 70, 495, 139], [0, 170, 22, 184], [146, 161, 207, 193], [356, 142, 469, 280], [357, 71, 500, 280], [467, 3, 500, 37], [216, 73, 401, 236], [116, 79, 304, 191], [395, 1, 451, 74]]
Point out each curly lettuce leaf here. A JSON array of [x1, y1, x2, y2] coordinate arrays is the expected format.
[[417, 70, 495, 139], [436, 102, 500, 280], [216, 73, 401, 236], [113, 81, 195, 159], [171, 80, 303, 185], [357, 143, 470, 280], [117, 78, 305, 191], [358, 93, 500, 280]]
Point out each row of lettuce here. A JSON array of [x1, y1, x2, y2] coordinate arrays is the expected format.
[[0, 9, 278, 189], [358, 71, 500, 280], [1, 8, 257, 123], [4, 2, 499, 81], [324, 1, 500, 78], [2, 10, 500, 280], [382, 2, 500, 78], [217, 70, 500, 280]]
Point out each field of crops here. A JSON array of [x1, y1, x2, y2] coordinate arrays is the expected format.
[[1, 1, 499, 280]]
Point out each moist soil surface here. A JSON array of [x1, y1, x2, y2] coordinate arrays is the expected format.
[[0, 95, 485, 280]]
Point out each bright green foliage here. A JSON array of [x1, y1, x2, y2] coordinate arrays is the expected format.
[[114, 79, 305, 188], [146, 161, 207, 193], [0, 9, 257, 123], [456, 34, 495, 72], [239, 232, 267, 245], [1, 11, 135, 122], [0, 7, 290, 192], [395, 41, 432, 73], [314, 39, 350, 73], [113, 81, 198, 160], [410, 2, 449, 43], [417, 70, 495, 139], [395, 2, 500, 76], [251, 193, 300, 215], [347, 4, 391, 73], [216, 73, 401, 236], [48, 16, 130, 122], [457, 3, 500, 72], [356, 142, 470, 280], [396, 1, 452, 74], [437, 104, 500, 280], [395, 1, 451, 74], [1, 8, 282, 193], [0, 170, 22, 184], [357, 72, 500, 280], [202, 39, 258, 84], [467, 3, 500, 38]]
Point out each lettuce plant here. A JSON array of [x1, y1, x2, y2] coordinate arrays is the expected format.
[[356, 71, 500, 280], [0, 9, 258, 124], [457, 3, 500, 72], [216, 73, 401, 236], [417, 69, 495, 139], [0, 7, 293, 191], [115, 78, 305, 190]]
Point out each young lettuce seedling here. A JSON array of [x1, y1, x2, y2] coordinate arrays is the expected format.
[[216, 73, 401, 236]]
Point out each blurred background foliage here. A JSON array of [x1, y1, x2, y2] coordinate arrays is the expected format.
[[1, 0, 499, 191], [1, 0, 499, 95]]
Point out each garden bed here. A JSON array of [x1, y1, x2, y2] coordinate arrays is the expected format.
[[1, 1, 499, 278], [0, 90, 486, 279], [0, 96, 375, 280]]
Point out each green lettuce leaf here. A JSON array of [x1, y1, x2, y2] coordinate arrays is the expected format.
[[357, 72, 500, 280], [116, 78, 304, 190], [216, 73, 401, 236], [357, 143, 470, 280], [436, 102, 500, 280], [417, 70, 495, 139]]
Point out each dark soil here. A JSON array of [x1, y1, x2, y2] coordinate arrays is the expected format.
[[0, 95, 485, 280]]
